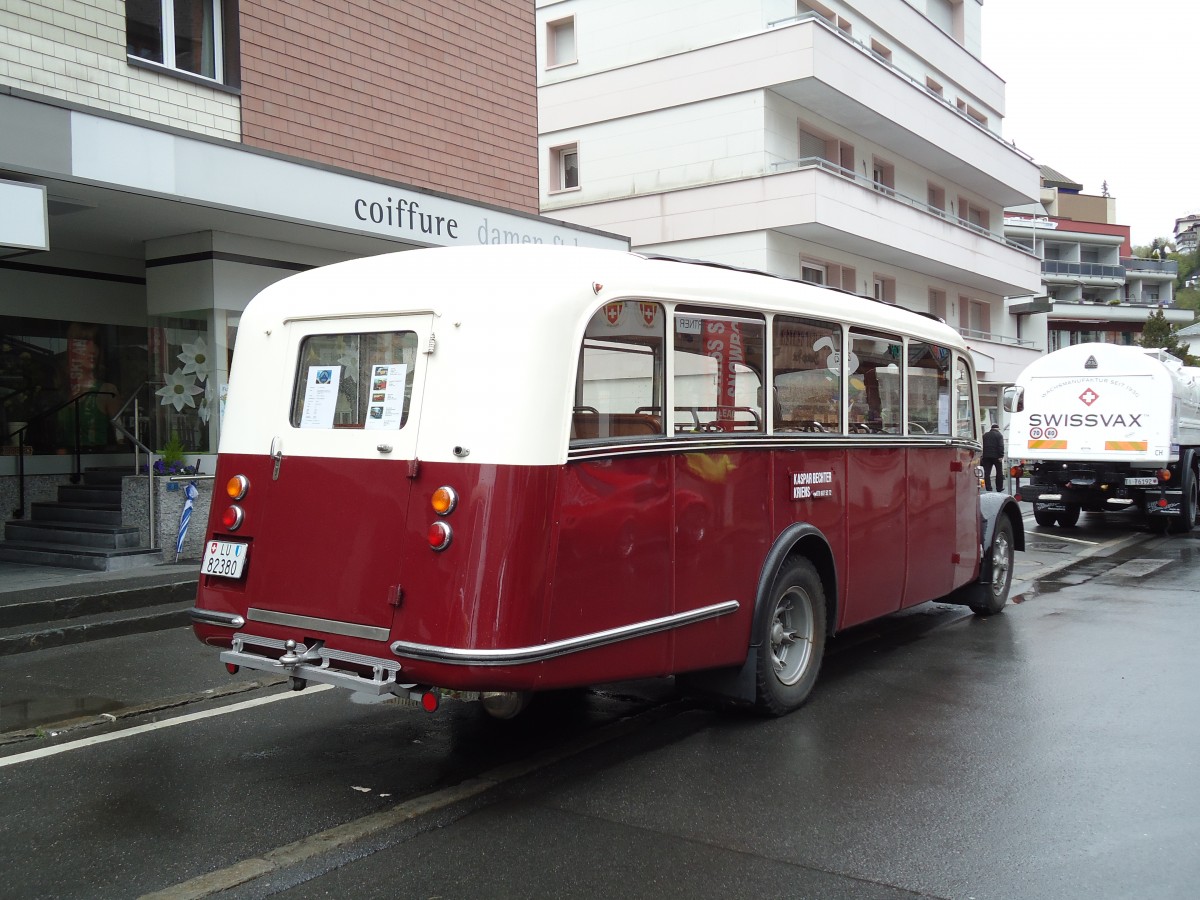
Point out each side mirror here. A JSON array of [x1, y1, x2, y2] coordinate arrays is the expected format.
[[1001, 385, 1023, 413]]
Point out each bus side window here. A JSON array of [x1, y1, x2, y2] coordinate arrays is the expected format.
[[906, 341, 952, 435], [772, 317, 842, 433], [673, 309, 765, 434], [847, 331, 903, 434], [954, 356, 977, 439], [571, 300, 666, 443]]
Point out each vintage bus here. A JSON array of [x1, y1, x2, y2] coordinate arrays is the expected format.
[[189, 246, 1024, 718]]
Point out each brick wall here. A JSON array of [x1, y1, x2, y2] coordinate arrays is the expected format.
[[240, 0, 539, 213], [0, 0, 240, 139]]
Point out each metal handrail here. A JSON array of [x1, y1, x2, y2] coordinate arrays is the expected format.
[[110, 384, 159, 549], [10, 389, 116, 520]]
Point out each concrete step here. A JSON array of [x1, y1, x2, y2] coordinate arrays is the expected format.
[[0, 542, 163, 571], [30, 502, 124, 526], [56, 484, 121, 506], [82, 468, 135, 487], [4, 520, 143, 550]]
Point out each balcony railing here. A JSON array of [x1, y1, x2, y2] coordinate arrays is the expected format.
[[1041, 260, 1125, 279], [769, 156, 1036, 256], [1121, 257, 1178, 275], [957, 328, 1037, 348]]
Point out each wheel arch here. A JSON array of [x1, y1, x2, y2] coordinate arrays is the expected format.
[[979, 491, 1025, 583], [675, 522, 837, 706], [752, 523, 838, 642]]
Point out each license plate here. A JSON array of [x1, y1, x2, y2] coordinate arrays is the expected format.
[[202, 540, 248, 579], [1125, 477, 1158, 486]]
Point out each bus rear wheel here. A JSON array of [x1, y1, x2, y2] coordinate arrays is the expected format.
[[754, 558, 827, 716]]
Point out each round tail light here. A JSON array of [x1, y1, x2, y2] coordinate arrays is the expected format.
[[221, 505, 245, 531], [427, 521, 452, 551], [431, 486, 458, 516], [226, 475, 249, 500]]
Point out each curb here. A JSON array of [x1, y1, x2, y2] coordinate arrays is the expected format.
[[0, 602, 193, 657]]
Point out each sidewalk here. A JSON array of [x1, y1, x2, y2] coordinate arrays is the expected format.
[[0, 558, 200, 656]]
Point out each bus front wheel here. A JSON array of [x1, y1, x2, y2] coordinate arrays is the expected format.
[[970, 518, 1014, 616], [754, 558, 827, 716]]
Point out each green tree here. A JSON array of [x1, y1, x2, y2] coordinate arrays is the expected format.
[[1140, 308, 1198, 365]]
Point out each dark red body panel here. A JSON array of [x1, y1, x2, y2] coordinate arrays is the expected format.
[[192, 444, 983, 693]]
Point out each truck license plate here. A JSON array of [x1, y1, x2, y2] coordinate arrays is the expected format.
[[202, 540, 248, 578], [1124, 477, 1158, 486]]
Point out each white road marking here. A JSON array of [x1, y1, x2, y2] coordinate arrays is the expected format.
[[0, 684, 333, 769]]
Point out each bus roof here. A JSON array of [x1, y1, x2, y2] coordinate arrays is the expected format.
[[224, 246, 971, 464], [243, 245, 964, 348]]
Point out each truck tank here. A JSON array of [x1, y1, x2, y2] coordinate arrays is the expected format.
[[1005, 343, 1200, 533]]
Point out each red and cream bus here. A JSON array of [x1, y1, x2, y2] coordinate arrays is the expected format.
[[189, 246, 1023, 717]]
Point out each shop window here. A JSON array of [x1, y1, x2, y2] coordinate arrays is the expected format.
[[0, 317, 147, 455], [126, 0, 239, 85]]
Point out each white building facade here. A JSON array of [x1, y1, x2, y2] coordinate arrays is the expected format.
[[536, 0, 1043, 409]]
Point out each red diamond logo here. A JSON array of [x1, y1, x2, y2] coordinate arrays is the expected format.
[[1079, 388, 1099, 406]]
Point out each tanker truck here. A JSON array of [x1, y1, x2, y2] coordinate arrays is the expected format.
[[1002, 342, 1200, 533]]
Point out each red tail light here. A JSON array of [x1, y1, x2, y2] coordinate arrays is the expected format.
[[427, 521, 452, 551], [222, 505, 245, 531]]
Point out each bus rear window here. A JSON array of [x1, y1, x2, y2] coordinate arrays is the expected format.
[[290, 331, 419, 429]]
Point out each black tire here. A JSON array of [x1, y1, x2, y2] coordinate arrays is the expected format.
[[970, 517, 1014, 616], [1057, 505, 1080, 528], [1033, 504, 1056, 527], [1168, 468, 1197, 534], [754, 558, 827, 716]]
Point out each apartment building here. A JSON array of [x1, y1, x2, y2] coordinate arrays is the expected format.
[[1176, 214, 1200, 255], [1005, 168, 1185, 352], [535, 0, 1043, 414], [0, 0, 625, 474]]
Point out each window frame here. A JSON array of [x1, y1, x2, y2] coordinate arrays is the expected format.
[[546, 16, 577, 68], [126, 0, 240, 88], [550, 143, 580, 193]]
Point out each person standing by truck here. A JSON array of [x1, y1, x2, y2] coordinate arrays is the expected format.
[[982, 422, 1005, 492]]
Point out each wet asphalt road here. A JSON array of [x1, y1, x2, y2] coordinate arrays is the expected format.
[[1, 509, 1198, 899]]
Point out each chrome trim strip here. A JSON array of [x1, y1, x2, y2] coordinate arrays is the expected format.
[[391, 600, 739, 666], [568, 436, 978, 460], [188, 607, 245, 628], [247, 608, 390, 641]]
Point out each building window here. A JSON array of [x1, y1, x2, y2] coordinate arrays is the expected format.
[[547, 16, 577, 67], [927, 183, 946, 214], [800, 262, 825, 284], [872, 276, 896, 304], [551, 144, 579, 192], [962, 297, 990, 337], [870, 39, 892, 63], [926, 77, 944, 98], [872, 158, 895, 196], [929, 288, 948, 321], [127, 0, 235, 84]]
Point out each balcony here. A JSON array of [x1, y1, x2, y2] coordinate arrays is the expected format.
[[1122, 257, 1177, 274], [1041, 260, 1125, 285], [539, 16, 1038, 207]]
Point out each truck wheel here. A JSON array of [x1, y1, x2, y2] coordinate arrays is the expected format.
[[1057, 505, 1080, 527], [970, 518, 1014, 616], [754, 558, 827, 717], [1033, 504, 1056, 527], [1168, 469, 1197, 534]]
